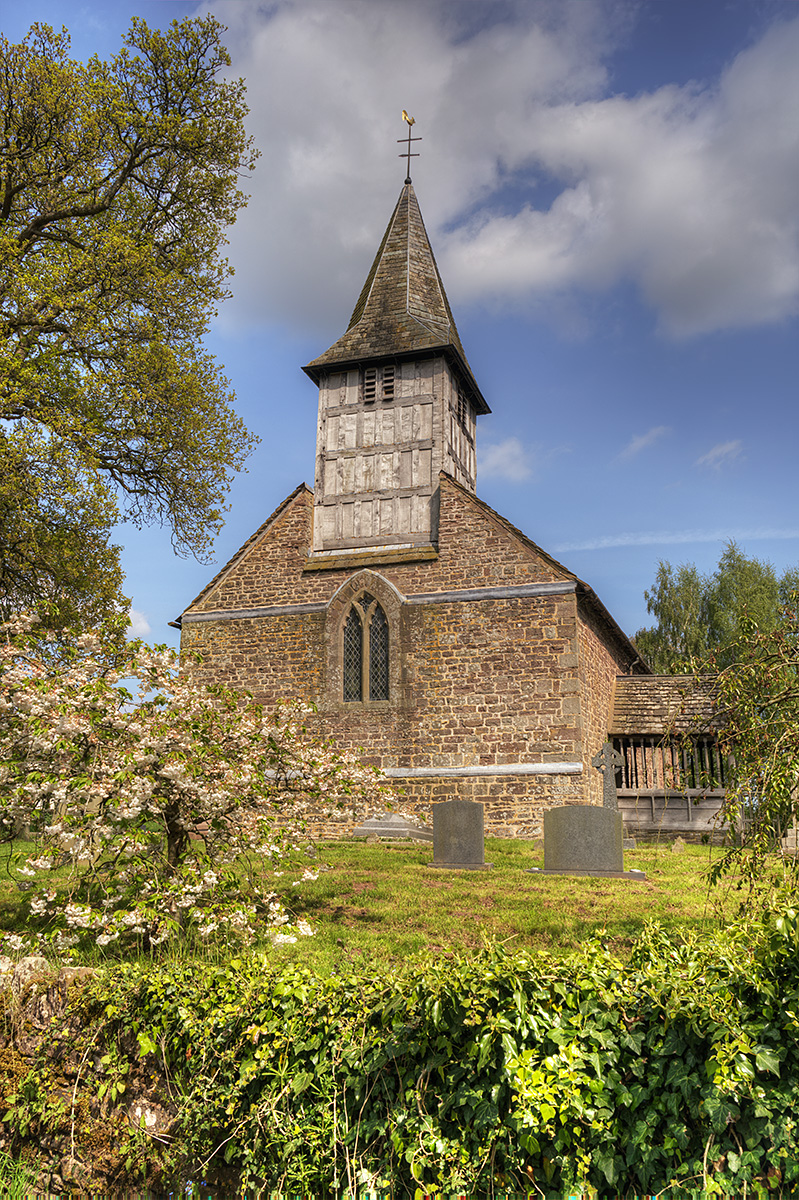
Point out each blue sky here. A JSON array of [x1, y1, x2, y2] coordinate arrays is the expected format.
[[2, 0, 798, 645]]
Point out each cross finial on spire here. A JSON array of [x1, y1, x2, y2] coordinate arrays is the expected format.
[[398, 111, 421, 184]]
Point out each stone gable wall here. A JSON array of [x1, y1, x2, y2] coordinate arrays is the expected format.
[[181, 479, 637, 837], [190, 476, 568, 616]]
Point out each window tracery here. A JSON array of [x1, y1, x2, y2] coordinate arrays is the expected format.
[[342, 592, 390, 702]]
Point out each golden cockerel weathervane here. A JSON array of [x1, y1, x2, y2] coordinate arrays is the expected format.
[[398, 111, 421, 183]]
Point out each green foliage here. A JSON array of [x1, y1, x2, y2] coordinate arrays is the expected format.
[[0, 17, 258, 625], [634, 541, 791, 673], [0, 1150, 38, 1198], [0, 426, 126, 628], [7, 914, 799, 1195], [702, 602, 799, 904]]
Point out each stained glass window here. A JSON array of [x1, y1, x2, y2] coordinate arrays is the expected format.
[[342, 595, 390, 703], [343, 608, 363, 701], [369, 604, 389, 700]]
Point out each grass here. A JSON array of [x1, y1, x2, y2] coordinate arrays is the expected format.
[[270, 836, 732, 973], [0, 835, 736, 972], [0, 1150, 38, 1198]]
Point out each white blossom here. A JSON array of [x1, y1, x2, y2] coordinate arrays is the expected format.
[[0, 617, 390, 953]]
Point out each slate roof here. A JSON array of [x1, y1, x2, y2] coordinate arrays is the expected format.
[[610, 675, 718, 735], [303, 182, 490, 414]]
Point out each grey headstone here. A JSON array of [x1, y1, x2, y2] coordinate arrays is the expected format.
[[544, 805, 624, 873], [351, 813, 433, 842], [431, 799, 493, 870]]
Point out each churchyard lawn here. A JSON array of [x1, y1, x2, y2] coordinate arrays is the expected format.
[[0, 836, 740, 970], [284, 838, 736, 972]]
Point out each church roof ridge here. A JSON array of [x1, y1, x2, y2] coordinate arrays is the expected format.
[[174, 483, 312, 623], [304, 183, 489, 414], [438, 472, 647, 670]]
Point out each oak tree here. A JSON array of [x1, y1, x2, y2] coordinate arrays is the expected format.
[[0, 17, 258, 624]]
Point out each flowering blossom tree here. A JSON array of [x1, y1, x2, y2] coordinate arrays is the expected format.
[[0, 615, 388, 954]]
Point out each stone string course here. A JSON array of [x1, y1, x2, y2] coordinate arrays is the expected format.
[[181, 476, 643, 839]]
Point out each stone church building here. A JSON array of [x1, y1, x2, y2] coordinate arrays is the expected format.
[[174, 180, 693, 839]]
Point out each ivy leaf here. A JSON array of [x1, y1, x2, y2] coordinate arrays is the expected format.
[[136, 1030, 158, 1058], [755, 1046, 781, 1076], [291, 1070, 314, 1095]]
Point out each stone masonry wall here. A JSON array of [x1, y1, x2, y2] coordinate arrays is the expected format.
[[188, 475, 567, 617], [183, 590, 586, 837], [180, 476, 636, 837], [302, 771, 584, 842], [576, 600, 635, 805]]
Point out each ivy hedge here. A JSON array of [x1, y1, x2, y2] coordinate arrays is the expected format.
[[7, 909, 799, 1196]]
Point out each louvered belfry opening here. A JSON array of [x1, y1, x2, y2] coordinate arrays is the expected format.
[[360, 365, 395, 404], [362, 367, 377, 403], [343, 593, 389, 702]]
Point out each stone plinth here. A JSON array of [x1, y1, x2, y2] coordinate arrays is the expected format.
[[351, 813, 433, 842], [430, 799, 493, 870]]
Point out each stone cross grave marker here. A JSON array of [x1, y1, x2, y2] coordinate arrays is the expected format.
[[591, 742, 624, 809]]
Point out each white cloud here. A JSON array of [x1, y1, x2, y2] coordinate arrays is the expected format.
[[202, 0, 628, 332], [695, 439, 743, 470], [556, 526, 799, 552], [208, 0, 799, 339], [479, 436, 533, 482], [128, 609, 151, 637], [618, 425, 670, 460]]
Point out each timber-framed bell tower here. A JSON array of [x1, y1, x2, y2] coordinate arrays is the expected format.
[[303, 130, 490, 563]]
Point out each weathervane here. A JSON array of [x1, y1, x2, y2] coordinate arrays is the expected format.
[[398, 111, 421, 183]]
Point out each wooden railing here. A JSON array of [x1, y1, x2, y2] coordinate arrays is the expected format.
[[612, 735, 727, 793], [612, 735, 730, 841]]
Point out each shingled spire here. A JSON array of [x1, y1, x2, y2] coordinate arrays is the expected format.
[[305, 179, 490, 561], [304, 182, 488, 414]]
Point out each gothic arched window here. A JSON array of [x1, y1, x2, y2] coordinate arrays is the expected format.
[[342, 592, 389, 702]]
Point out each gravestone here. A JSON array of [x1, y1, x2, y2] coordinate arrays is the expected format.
[[591, 741, 636, 849], [782, 821, 799, 856], [351, 813, 433, 842], [543, 805, 625, 873], [528, 743, 645, 880], [430, 799, 493, 870]]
